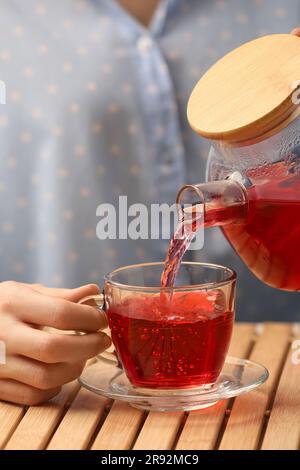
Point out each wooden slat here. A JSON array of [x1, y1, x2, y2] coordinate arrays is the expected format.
[[219, 323, 292, 450], [47, 387, 109, 450], [5, 381, 79, 450], [176, 323, 255, 450], [133, 411, 184, 450], [261, 326, 300, 450], [0, 402, 25, 449], [176, 402, 228, 451], [91, 401, 144, 450]]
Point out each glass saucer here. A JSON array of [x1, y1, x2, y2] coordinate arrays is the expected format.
[[79, 356, 269, 412]]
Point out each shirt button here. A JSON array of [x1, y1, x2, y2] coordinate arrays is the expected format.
[[137, 35, 153, 53], [160, 163, 173, 175], [163, 153, 174, 165]]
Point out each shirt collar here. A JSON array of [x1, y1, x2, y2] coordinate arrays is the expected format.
[[99, 0, 183, 40], [150, 0, 182, 36]]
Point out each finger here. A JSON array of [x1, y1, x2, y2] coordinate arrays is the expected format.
[[4, 325, 111, 363], [5, 286, 108, 331], [0, 379, 61, 405], [0, 355, 85, 390], [291, 27, 300, 36], [28, 283, 100, 302]]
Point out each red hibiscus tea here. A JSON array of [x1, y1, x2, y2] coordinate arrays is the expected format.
[[107, 289, 234, 389], [222, 161, 300, 291]]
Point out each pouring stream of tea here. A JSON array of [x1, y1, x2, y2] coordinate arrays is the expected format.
[[160, 195, 248, 289], [160, 205, 203, 288]]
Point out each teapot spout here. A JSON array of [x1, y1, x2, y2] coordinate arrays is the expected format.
[[176, 177, 248, 228]]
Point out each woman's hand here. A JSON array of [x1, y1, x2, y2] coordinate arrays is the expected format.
[[0, 281, 110, 405], [291, 28, 300, 36]]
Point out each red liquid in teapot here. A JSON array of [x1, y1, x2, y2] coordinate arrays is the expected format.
[[223, 161, 300, 291], [107, 292, 233, 388]]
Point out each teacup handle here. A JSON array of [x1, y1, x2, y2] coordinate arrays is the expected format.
[[78, 294, 118, 365]]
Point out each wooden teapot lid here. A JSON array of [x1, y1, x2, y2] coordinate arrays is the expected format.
[[187, 34, 300, 143]]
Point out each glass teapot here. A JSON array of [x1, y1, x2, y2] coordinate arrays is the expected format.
[[177, 34, 300, 292]]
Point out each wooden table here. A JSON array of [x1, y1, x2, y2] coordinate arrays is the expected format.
[[0, 322, 299, 451]]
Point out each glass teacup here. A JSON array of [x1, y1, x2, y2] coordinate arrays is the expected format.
[[79, 262, 236, 390]]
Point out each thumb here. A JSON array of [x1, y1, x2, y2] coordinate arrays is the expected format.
[[291, 27, 300, 37]]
